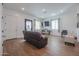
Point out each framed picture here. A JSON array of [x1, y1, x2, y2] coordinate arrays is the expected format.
[[44, 21, 49, 27]]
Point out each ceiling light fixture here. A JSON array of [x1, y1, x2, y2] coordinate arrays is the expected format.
[[21, 8, 25, 11], [42, 8, 47, 13], [60, 10, 64, 13]]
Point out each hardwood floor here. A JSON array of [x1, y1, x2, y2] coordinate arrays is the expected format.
[[3, 36, 79, 56]]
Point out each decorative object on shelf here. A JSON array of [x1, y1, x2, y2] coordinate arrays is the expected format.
[[41, 29, 51, 35]]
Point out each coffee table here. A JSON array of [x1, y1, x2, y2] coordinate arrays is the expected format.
[[64, 35, 77, 46]]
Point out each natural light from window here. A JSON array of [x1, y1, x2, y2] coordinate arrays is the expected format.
[[35, 20, 41, 30], [52, 20, 58, 30], [26, 21, 32, 31]]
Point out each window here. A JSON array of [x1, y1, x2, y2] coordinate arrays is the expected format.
[[44, 21, 49, 26], [25, 20, 32, 31], [52, 20, 58, 30], [35, 20, 41, 30]]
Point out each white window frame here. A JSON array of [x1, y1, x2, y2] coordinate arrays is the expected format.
[[51, 19, 58, 30], [35, 20, 41, 30]]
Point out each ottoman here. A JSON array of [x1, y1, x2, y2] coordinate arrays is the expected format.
[[64, 35, 77, 46]]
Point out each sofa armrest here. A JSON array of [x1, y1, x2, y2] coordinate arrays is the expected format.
[[40, 36, 48, 44]]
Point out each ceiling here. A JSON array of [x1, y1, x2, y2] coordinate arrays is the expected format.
[[3, 3, 76, 19]]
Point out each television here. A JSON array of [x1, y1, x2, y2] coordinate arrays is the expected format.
[[44, 21, 49, 26]]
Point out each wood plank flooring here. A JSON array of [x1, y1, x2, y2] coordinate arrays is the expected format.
[[3, 36, 79, 56]]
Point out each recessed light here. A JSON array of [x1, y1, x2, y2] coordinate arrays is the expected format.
[[42, 9, 47, 13], [42, 9, 46, 12], [21, 8, 24, 11]]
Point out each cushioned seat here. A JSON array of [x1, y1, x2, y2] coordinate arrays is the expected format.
[[23, 31, 48, 49], [64, 35, 77, 46]]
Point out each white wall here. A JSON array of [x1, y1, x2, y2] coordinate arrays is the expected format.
[[41, 4, 78, 36], [60, 12, 77, 35], [3, 8, 39, 40], [0, 3, 3, 56]]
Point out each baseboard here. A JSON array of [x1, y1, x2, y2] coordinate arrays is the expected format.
[[3, 37, 24, 42]]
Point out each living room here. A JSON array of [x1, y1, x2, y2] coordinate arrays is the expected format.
[[0, 3, 79, 56]]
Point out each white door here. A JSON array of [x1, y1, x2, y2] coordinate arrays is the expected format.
[[3, 15, 17, 40], [0, 3, 2, 56]]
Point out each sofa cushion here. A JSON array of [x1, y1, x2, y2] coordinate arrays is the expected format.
[[23, 31, 48, 48]]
